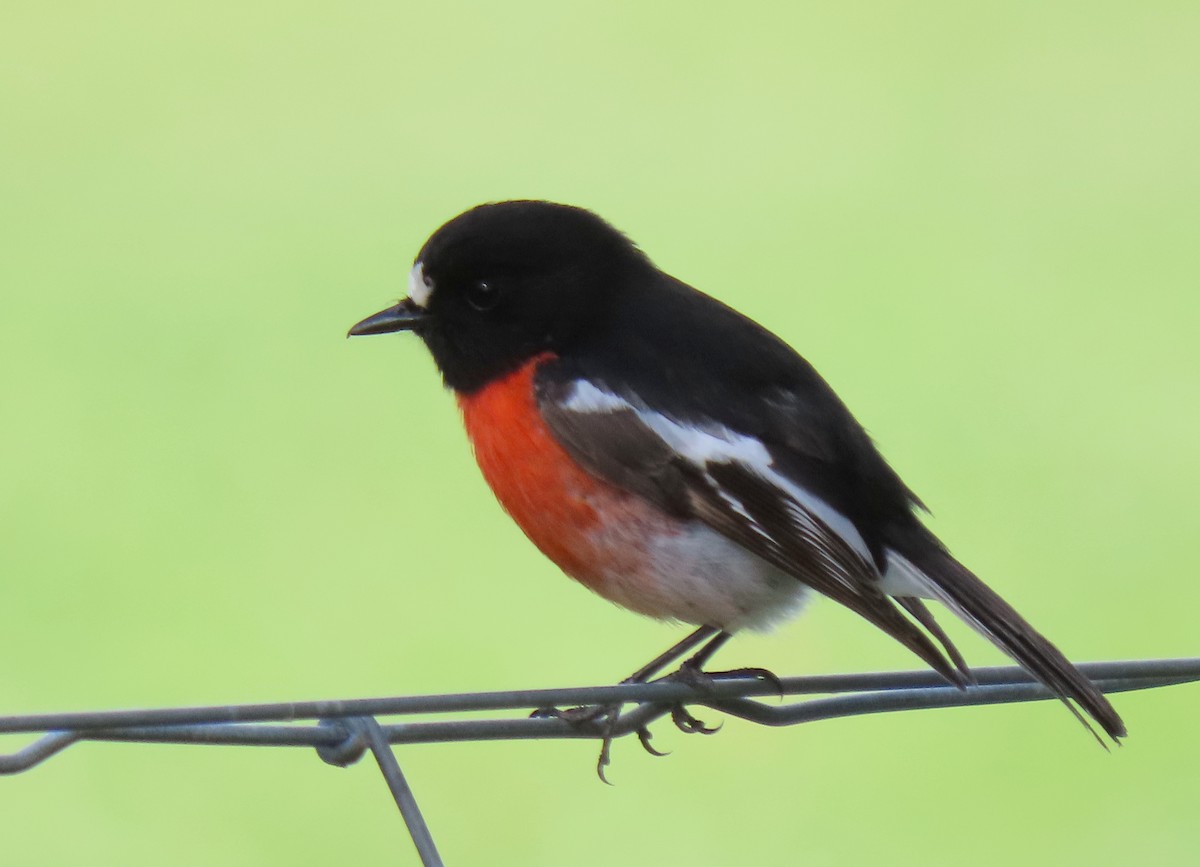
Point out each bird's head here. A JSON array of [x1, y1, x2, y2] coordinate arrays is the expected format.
[[349, 200, 650, 392]]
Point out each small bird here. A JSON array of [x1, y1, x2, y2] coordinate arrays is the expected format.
[[349, 200, 1125, 748]]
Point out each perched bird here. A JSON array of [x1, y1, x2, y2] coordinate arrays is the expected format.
[[349, 200, 1125, 746]]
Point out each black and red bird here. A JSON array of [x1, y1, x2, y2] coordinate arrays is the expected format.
[[349, 200, 1125, 742]]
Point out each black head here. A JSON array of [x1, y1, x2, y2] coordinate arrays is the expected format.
[[349, 201, 651, 392]]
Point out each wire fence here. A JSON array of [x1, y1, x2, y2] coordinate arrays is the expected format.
[[3, 658, 1198, 866]]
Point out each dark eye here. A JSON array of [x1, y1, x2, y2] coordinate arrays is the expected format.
[[466, 279, 502, 311]]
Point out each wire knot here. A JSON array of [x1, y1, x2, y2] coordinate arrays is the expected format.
[[315, 716, 372, 767]]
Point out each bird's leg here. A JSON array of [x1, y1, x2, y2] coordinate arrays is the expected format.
[[603, 626, 727, 773], [660, 630, 784, 734], [677, 629, 732, 673], [531, 625, 723, 780], [672, 630, 783, 691], [658, 630, 732, 735], [625, 624, 724, 682], [533, 625, 722, 720], [595, 628, 773, 759], [539, 625, 785, 778], [534, 625, 782, 778]]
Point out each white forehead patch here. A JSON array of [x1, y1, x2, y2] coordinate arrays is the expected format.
[[408, 262, 434, 308]]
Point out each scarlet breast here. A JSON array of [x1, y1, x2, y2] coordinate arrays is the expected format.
[[456, 355, 805, 629], [456, 354, 632, 584]]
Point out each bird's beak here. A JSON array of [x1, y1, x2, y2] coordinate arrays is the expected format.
[[347, 298, 428, 337]]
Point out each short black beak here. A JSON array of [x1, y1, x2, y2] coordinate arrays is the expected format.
[[347, 299, 428, 337]]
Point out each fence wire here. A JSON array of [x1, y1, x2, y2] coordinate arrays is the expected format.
[[3, 658, 1198, 866]]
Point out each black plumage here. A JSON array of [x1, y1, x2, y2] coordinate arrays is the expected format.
[[354, 199, 1126, 742]]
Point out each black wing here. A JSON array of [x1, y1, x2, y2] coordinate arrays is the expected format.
[[536, 271, 1125, 739], [535, 363, 967, 687]]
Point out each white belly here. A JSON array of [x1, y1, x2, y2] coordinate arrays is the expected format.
[[586, 517, 812, 632]]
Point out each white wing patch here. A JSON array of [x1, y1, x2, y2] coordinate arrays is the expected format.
[[562, 380, 877, 572], [561, 379, 634, 413]]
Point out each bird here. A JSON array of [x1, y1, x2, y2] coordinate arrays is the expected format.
[[348, 199, 1125, 754]]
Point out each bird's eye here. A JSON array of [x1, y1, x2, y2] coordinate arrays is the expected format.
[[466, 279, 502, 312]]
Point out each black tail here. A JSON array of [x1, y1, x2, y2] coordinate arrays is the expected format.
[[900, 544, 1126, 742]]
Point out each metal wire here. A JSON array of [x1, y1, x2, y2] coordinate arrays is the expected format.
[[2, 658, 1197, 866]]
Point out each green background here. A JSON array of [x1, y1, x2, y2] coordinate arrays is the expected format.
[[3, 2, 1197, 864]]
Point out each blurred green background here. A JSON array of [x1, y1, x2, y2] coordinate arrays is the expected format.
[[2, 2, 1198, 864]]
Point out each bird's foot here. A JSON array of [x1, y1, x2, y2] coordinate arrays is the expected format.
[[532, 690, 673, 783], [531, 625, 777, 781], [656, 662, 782, 734]]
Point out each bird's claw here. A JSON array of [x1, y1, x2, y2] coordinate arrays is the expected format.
[[596, 712, 679, 782], [548, 650, 778, 780], [670, 704, 722, 735], [706, 666, 784, 697], [637, 726, 670, 757], [596, 732, 616, 785]]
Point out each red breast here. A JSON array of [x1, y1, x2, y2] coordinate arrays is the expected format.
[[456, 354, 685, 608]]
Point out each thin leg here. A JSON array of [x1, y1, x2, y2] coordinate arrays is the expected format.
[[541, 625, 744, 781], [679, 631, 732, 672], [662, 631, 732, 736], [626, 625, 722, 683], [664, 630, 784, 736], [531, 625, 720, 722]]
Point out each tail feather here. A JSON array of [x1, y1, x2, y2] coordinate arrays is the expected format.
[[896, 596, 973, 683], [899, 546, 1126, 742]]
